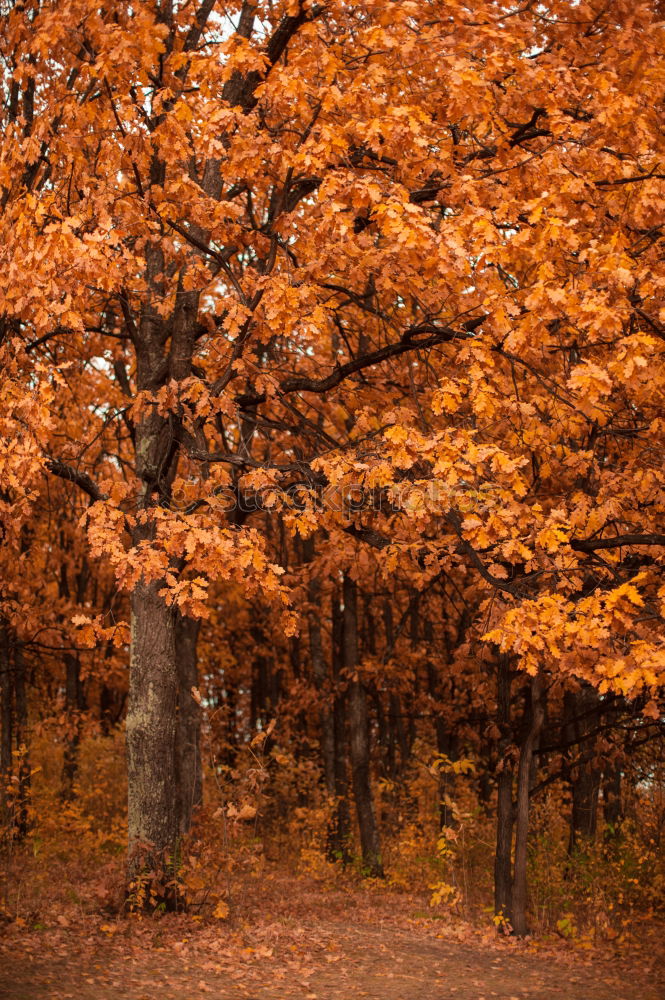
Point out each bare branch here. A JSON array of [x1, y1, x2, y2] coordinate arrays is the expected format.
[[44, 459, 105, 503], [571, 534, 665, 553]]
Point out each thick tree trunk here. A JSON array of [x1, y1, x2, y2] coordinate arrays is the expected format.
[[494, 656, 514, 923], [343, 573, 383, 877], [126, 579, 179, 904], [125, 252, 194, 902], [175, 612, 202, 835], [511, 673, 545, 937]]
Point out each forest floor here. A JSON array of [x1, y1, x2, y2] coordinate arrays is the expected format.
[[0, 867, 663, 1000]]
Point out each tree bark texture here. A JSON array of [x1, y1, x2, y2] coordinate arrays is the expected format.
[[126, 579, 179, 900]]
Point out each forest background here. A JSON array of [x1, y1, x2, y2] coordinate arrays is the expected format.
[[0, 0, 664, 980]]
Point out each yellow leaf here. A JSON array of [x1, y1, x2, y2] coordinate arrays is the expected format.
[[611, 582, 644, 607], [385, 424, 408, 444]]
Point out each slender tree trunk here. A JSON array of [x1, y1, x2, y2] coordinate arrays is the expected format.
[[14, 639, 29, 838], [307, 566, 335, 795], [100, 683, 126, 735], [344, 572, 383, 877], [478, 753, 493, 810], [570, 757, 601, 847], [175, 612, 202, 835], [60, 555, 88, 799], [363, 599, 389, 791], [126, 579, 179, 904], [250, 624, 272, 730], [425, 621, 458, 828], [369, 683, 388, 778], [327, 590, 350, 863], [0, 623, 12, 827], [406, 595, 419, 754], [62, 651, 84, 800], [511, 673, 545, 937], [221, 681, 238, 768], [602, 761, 622, 833], [382, 600, 408, 776], [494, 656, 514, 922], [388, 693, 409, 774], [427, 662, 452, 827], [567, 685, 601, 853]]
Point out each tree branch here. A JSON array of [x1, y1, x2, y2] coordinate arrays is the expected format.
[[44, 459, 105, 503], [571, 533, 665, 553], [184, 0, 219, 52], [232, 321, 478, 407]]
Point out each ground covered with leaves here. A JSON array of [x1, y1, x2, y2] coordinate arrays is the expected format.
[[1, 867, 663, 1000]]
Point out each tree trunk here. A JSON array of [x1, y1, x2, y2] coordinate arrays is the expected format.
[[406, 594, 419, 755], [250, 624, 271, 730], [570, 758, 601, 848], [511, 673, 545, 937], [382, 600, 408, 777], [100, 683, 126, 735], [427, 667, 456, 828], [602, 761, 622, 833], [175, 612, 202, 835], [369, 682, 388, 779], [62, 651, 85, 800], [220, 681, 238, 768], [0, 623, 12, 827], [126, 578, 179, 905], [308, 570, 335, 795], [425, 620, 458, 829], [344, 572, 383, 877], [327, 590, 351, 863], [567, 685, 601, 853], [494, 656, 514, 923], [60, 554, 88, 799], [14, 638, 30, 838]]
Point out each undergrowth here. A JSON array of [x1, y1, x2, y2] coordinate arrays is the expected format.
[[1, 727, 663, 946]]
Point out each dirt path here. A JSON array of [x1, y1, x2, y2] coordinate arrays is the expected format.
[[0, 873, 662, 1000]]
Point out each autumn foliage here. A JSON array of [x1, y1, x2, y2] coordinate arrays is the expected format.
[[1, 0, 664, 946]]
